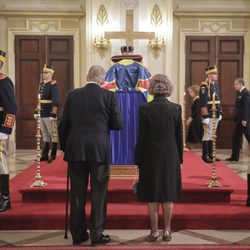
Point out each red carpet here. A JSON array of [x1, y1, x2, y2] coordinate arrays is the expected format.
[[1, 245, 250, 250], [0, 151, 249, 230]]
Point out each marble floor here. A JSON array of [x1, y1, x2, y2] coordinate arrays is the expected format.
[[0, 149, 249, 247]]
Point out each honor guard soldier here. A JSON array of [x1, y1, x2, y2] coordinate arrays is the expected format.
[[36, 64, 60, 163], [0, 50, 17, 212], [199, 65, 222, 163]]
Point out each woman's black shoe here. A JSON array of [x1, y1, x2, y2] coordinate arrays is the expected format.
[[225, 157, 238, 161]]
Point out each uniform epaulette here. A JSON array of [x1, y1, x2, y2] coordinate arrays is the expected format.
[[50, 80, 57, 85], [0, 72, 7, 80]]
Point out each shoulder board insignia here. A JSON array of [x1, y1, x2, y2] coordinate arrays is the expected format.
[[0, 72, 7, 80], [201, 86, 206, 94]]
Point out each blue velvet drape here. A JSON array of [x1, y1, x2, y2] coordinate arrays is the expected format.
[[110, 90, 147, 165]]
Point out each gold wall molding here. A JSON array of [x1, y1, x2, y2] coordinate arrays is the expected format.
[[8, 18, 80, 30], [180, 18, 250, 33], [179, 19, 199, 30], [0, 10, 85, 18], [232, 19, 250, 30], [28, 20, 59, 32], [150, 4, 163, 27], [96, 5, 108, 27], [174, 11, 250, 18], [200, 20, 230, 33]]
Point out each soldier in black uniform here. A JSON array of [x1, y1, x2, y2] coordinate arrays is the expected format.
[[0, 50, 17, 212], [35, 64, 60, 163], [199, 65, 222, 163], [226, 78, 250, 161]]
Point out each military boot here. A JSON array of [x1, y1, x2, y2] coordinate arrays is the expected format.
[[48, 142, 57, 163], [202, 141, 213, 163], [0, 174, 11, 212], [40, 142, 50, 161]]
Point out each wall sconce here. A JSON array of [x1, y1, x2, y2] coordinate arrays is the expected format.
[[148, 4, 165, 59], [94, 5, 110, 58]]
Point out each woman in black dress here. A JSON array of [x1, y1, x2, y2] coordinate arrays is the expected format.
[[186, 84, 203, 146], [135, 74, 183, 242]]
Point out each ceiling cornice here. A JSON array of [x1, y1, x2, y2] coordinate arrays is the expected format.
[[0, 10, 85, 18], [174, 11, 250, 18]]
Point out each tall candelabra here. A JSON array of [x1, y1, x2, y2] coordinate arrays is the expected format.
[[182, 91, 189, 151], [51, 119, 58, 142], [31, 94, 47, 187], [207, 93, 222, 188]]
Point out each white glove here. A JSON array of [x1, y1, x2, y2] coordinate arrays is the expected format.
[[49, 116, 57, 121], [34, 114, 38, 120], [0, 132, 8, 140], [202, 118, 209, 125], [218, 115, 222, 121]]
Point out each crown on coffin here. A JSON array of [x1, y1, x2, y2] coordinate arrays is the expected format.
[[111, 46, 143, 63]]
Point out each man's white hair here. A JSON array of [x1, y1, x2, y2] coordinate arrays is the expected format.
[[87, 65, 105, 84]]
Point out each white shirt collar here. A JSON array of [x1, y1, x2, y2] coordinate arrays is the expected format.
[[239, 86, 245, 92], [86, 81, 99, 85]]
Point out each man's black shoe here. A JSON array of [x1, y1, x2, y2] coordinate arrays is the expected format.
[[72, 232, 89, 245], [225, 157, 238, 161], [202, 156, 213, 163], [91, 234, 111, 246]]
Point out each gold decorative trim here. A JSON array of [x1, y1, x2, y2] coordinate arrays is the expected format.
[[200, 21, 230, 33], [150, 4, 163, 27], [0, 10, 85, 18], [96, 5, 108, 27], [28, 20, 59, 32], [174, 11, 250, 17], [148, 4, 165, 59], [94, 5, 110, 58]]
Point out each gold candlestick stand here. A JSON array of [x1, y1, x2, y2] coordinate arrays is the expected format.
[[207, 93, 222, 188], [183, 91, 189, 151], [51, 118, 58, 142], [31, 94, 47, 187]]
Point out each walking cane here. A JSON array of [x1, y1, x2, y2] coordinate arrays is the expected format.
[[64, 166, 70, 239], [247, 165, 250, 207]]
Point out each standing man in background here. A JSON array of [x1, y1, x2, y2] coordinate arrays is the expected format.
[[0, 50, 17, 212], [36, 64, 60, 163], [58, 65, 123, 246], [226, 78, 250, 161], [199, 65, 222, 163]]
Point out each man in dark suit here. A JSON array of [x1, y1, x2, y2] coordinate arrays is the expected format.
[[58, 65, 123, 246], [226, 78, 250, 161]]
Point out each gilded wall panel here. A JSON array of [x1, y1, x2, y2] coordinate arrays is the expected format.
[[61, 19, 79, 29], [180, 20, 199, 30], [200, 20, 231, 33], [232, 19, 250, 30], [8, 18, 26, 29], [28, 19, 59, 32]]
